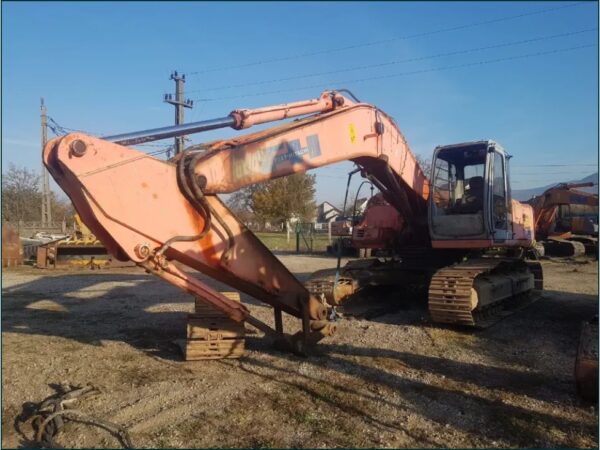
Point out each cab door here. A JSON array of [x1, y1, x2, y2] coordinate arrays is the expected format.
[[490, 149, 511, 241]]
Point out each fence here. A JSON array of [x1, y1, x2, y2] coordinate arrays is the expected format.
[[4, 220, 68, 238], [295, 222, 333, 254]]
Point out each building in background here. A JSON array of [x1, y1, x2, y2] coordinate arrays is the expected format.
[[316, 202, 341, 223]]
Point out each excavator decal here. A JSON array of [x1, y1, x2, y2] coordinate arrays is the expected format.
[[348, 124, 357, 144], [231, 134, 322, 181]]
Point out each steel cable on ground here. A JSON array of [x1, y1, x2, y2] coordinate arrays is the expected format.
[[192, 43, 597, 102], [188, 27, 596, 93], [187, 1, 588, 75]]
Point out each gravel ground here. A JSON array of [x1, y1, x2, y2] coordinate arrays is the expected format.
[[2, 254, 598, 448]]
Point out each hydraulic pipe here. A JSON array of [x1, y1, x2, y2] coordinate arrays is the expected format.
[[103, 116, 236, 146], [102, 90, 346, 146]]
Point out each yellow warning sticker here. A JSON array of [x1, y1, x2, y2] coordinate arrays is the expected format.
[[349, 124, 356, 144]]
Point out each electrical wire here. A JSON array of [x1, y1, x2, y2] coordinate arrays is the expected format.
[[509, 172, 598, 175], [512, 164, 597, 167], [192, 43, 597, 102], [188, 1, 588, 75], [188, 27, 596, 93], [47, 116, 173, 154], [48, 117, 102, 136]]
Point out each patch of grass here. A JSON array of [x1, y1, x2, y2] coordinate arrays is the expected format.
[[255, 232, 331, 253]]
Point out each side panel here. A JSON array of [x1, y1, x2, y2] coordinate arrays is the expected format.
[[431, 203, 534, 249], [510, 200, 535, 244]]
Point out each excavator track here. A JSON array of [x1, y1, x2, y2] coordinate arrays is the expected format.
[[542, 238, 586, 257], [428, 258, 543, 328]]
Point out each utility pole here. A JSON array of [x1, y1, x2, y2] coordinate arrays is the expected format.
[[40, 98, 52, 225], [164, 71, 193, 155]]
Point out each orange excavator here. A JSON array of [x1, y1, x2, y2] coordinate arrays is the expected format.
[[528, 182, 598, 257], [43, 90, 542, 351]]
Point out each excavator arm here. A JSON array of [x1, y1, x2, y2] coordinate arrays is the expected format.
[[43, 90, 429, 348]]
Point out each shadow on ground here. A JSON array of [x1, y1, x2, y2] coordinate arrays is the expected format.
[[3, 269, 598, 447]]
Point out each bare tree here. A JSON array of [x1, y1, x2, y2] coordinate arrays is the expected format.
[[2, 164, 41, 222], [416, 155, 432, 178], [2, 164, 73, 223]]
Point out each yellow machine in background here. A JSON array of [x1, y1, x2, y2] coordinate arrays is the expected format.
[[36, 213, 128, 269]]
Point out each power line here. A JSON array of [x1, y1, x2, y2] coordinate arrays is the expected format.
[[47, 116, 173, 152], [138, 143, 174, 148], [511, 177, 592, 184], [48, 117, 103, 136], [511, 164, 597, 167], [193, 43, 597, 102], [189, 28, 596, 93], [188, 1, 587, 75], [510, 172, 597, 175]]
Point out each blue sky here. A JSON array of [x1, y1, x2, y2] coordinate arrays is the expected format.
[[2, 1, 598, 205]]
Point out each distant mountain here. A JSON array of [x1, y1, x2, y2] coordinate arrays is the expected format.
[[512, 172, 598, 201]]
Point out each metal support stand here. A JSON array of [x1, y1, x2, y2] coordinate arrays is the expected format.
[[274, 307, 283, 333], [300, 300, 311, 342]]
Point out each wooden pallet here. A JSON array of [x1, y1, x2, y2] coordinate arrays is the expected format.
[[182, 292, 246, 360], [187, 315, 245, 340], [184, 338, 246, 360], [194, 291, 241, 317]]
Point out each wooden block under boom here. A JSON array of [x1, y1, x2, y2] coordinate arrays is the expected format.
[[182, 291, 245, 360], [187, 315, 245, 340], [195, 291, 241, 316], [184, 339, 245, 360]]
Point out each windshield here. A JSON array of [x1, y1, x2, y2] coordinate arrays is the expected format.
[[432, 147, 486, 215], [430, 144, 488, 237]]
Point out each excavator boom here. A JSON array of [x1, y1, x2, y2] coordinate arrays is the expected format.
[[43, 90, 429, 347]]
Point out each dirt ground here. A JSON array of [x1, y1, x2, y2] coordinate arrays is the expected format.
[[2, 254, 598, 448]]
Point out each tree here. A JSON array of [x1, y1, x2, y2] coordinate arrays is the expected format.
[[228, 184, 261, 226], [2, 163, 73, 223], [416, 155, 432, 178], [337, 190, 356, 217], [227, 173, 317, 229], [2, 164, 41, 222], [50, 191, 75, 223]]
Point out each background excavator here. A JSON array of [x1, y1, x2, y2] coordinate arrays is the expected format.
[[36, 213, 134, 269], [43, 90, 542, 352], [528, 182, 598, 257]]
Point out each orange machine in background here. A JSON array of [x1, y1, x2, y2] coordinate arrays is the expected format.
[[2, 225, 23, 268], [529, 182, 598, 257]]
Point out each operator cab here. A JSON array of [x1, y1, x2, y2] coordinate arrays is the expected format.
[[429, 140, 511, 244]]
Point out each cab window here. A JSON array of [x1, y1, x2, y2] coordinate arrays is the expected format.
[[492, 152, 507, 229], [432, 147, 486, 215]]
